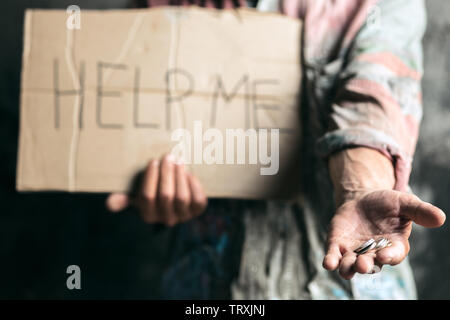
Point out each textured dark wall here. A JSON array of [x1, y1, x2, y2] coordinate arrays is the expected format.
[[0, 0, 449, 299]]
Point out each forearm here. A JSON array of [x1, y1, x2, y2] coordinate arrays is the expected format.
[[328, 147, 396, 206]]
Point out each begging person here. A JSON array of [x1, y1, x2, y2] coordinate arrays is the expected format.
[[107, 0, 446, 299]]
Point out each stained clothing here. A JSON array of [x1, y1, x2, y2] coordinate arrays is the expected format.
[[147, 0, 425, 299]]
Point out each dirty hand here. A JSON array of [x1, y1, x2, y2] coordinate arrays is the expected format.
[[323, 189, 445, 279], [106, 154, 207, 226], [324, 147, 446, 279]]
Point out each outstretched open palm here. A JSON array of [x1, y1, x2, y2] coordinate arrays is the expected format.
[[323, 190, 446, 279]]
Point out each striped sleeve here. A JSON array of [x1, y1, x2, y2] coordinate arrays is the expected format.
[[316, 0, 426, 191]]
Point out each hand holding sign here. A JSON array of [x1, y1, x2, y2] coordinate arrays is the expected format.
[[107, 154, 207, 225]]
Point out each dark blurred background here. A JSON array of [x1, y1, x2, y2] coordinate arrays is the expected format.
[[0, 0, 449, 299]]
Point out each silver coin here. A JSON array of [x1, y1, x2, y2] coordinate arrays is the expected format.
[[356, 241, 377, 255], [375, 238, 388, 249], [354, 238, 375, 254], [375, 237, 392, 250]]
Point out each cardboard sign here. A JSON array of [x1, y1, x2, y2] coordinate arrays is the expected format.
[[16, 7, 302, 199]]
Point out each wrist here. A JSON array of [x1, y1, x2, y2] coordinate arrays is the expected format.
[[329, 147, 396, 206], [337, 187, 385, 206]]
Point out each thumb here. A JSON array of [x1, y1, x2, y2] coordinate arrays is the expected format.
[[106, 193, 130, 212], [399, 193, 446, 228]]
